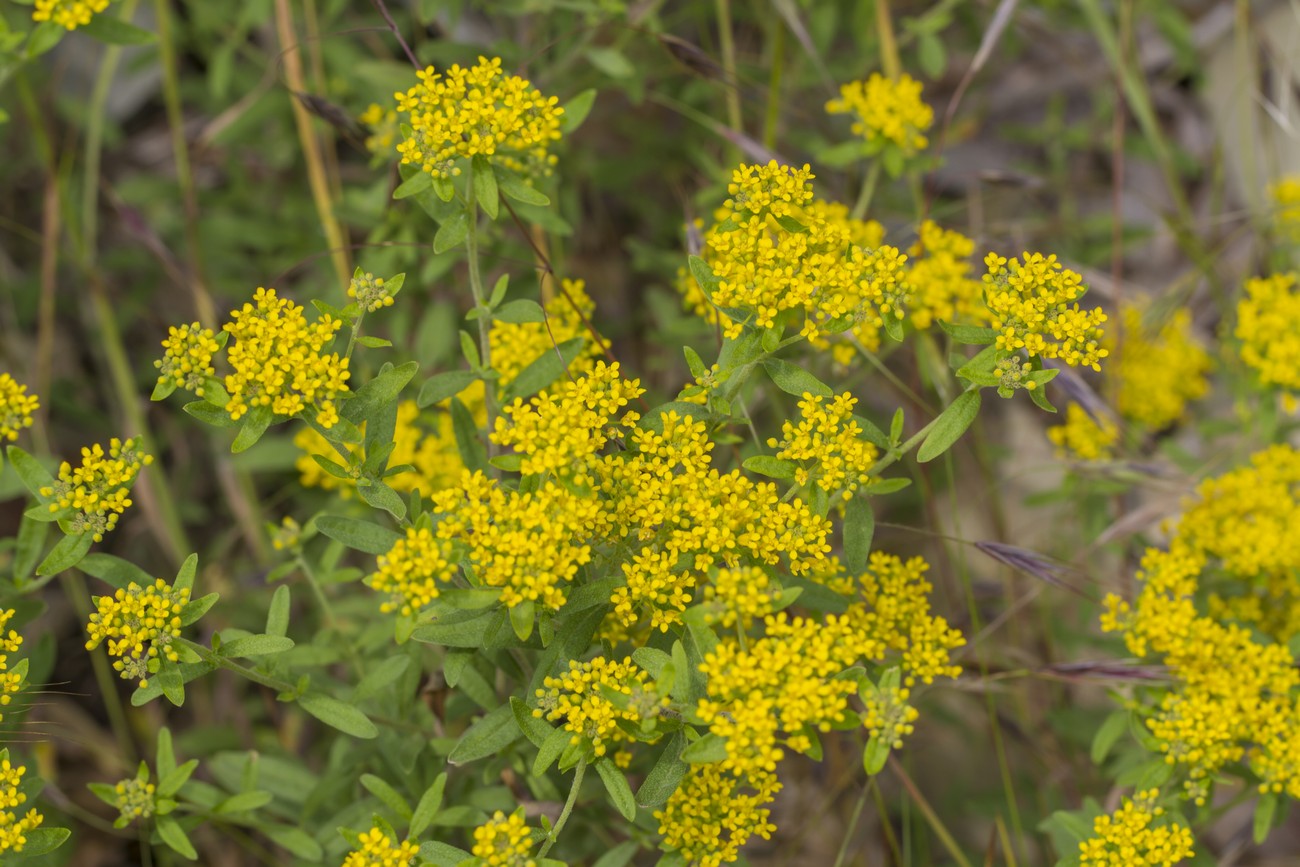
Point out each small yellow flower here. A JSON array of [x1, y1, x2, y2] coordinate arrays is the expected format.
[[0, 753, 43, 854], [154, 322, 220, 397], [1047, 403, 1119, 462], [1108, 304, 1211, 430], [825, 73, 934, 155], [342, 825, 419, 867], [40, 436, 152, 542], [766, 391, 878, 498], [112, 776, 156, 824], [347, 270, 398, 313], [0, 610, 26, 725], [0, 375, 39, 442], [982, 252, 1108, 371], [85, 579, 190, 688], [471, 811, 536, 867], [1078, 790, 1194, 866], [1269, 175, 1300, 243], [367, 526, 454, 616], [1236, 272, 1300, 396], [533, 656, 664, 757], [33, 0, 109, 30]]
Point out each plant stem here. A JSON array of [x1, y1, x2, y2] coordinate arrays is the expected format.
[[295, 555, 364, 677], [538, 757, 586, 858], [851, 161, 881, 222], [888, 755, 973, 867], [715, 0, 743, 147], [875, 0, 902, 79], [179, 638, 297, 694], [464, 160, 497, 464], [63, 573, 138, 766], [832, 778, 872, 867]]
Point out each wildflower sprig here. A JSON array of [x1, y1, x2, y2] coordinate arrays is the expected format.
[[0, 610, 29, 725], [39, 436, 152, 542], [825, 73, 934, 176], [32, 0, 110, 30], [0, 751, 45, 856], [0, 374, 38, 444]]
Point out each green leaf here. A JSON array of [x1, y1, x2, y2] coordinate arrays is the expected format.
[[636, 733, 688, 807], [78, 552, 153, 589], [680, 732, 728, 764], [595, 758, 638, 821], [586, 46, 635, 78], [6, 445, 54, 497], [450, 397, 488, 474], [843, 496, 874, 573], [418, 370, 480, 408], [533, 725, 570, 776], [741, 455, 799, 480], [81, 13, 155, 44], [342, 361, 420, 425], [214, 790, 273, 815], [1090, 710, 1128, 765], [592, 841, 640, 867], [471, 155, 499, 219], [156, 815, 197, 859], [13, 512, 49, 582], [433, 213, 469, 254], [1255, 792, 1278, 844], [418, 841, 474, 867], [560, 88, 597, 134], [448, 704, 522, 765], [393, 171, 433, 199], [938, 321, 998, 345], [222, 634, 293, 658], [762, 358, 833, 398], [361, 774, 413, 821], [409, 772, 447, 838], [509, 600, 535, 641], [862, 734, 890, 775], [357, 335, 393, 349], [158, 760, 199, 798], [232, 406, 274, 453], [511, 696, 554, 747], [687, 255, 719, 297], [178, 593, 219, 627], [18, 827, 71, 857], [174, 553, 198, 593], [357, 480, 407, 521], [502, 337, 584, 402], [315, 516, 402, 555], [496, 171, 550, 207], [917, 389, 982, 463], [495, 299, 546, 324], [150, 379, 178, 401], [36, 532, 93, 577], [266, 586, 290, 637], [265, 826, 323, 860], [353, 655, 410, 701], [183, 400, 239, 428], [411, 610, 498, 648], [296, 693, 378, 739]]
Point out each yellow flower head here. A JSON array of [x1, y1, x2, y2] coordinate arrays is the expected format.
[[40, 436, 152, 542], [1047, 403, 1119, 462], [1236, 272, 1300, 395], [825, 73, 934, 155], [766, 391, 878, 498], [906, 221, 987, 330], [0, 611, 26, 725], [1269, 175, 1300, 243], [0, 375, 38, 442], [1108, 304, 1211, 430], [154, 322, 220, 397], [471, 811, 536, 867], [983, 252, 1108, 370], [359, 103, 399, 156], [346, 270, 398, 313], [655, 765, 778, 867], [113, 776, 157, 824], [33, 0, 109, 30], [1078, 790, 1194, 867], [342, 825, 419, 867], [395, 56, 563, 179], [84, 579, 190, 688], [223, 287, 351, 428], [0, 754, 43, 855], [701, 566, 781, 630], [533, 656, 664, 757], [367, 526, 455, 616]]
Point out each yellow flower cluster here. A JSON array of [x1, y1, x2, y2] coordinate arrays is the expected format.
[[1102, 446, 1300, 800], [1078, 791, 1194, 867], [113, 777, 156, 823], [494, 361, 643, 480], [766, 392, 878, 498], [0, 374, 38, 442], [395, 56, 563, 179], [701, 566, 780, 630], [655, 766, 777, 867], [597, 411, 832, 631], [33, 0, 108, 29], [223, 287, 351, 428], [40, 436, 152, 542], [0, 610, 26, 725], [471, 811, 535, 867], [1236, 272, 1300, 395], [534, 656, 664, 757], [861, 681, 919, 749], [342, 825, 419, 867], [825, 73, 934, 155], [490, 279, 605, 386], [1269, 176, 1300, 243], [1048, 403, 1118, 461], [983, 253, 1108, 370], [431, 471, 600, 610], [295, 401, 464, 496], [1108, 305, 1211, 431], [905, 221, 987, 330], [0, 755, 42, 854], [154, 322, 220, 397], [368, 526, 454, 616], [359, 103, 399, 156], [853, 552, 965, 686], [84, 579, 190, 688], [347, 271, 397, 313]]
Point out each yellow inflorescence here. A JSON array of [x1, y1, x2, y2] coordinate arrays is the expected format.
[[701, 566, 781, 630], [0, 374, 39, 442], [1236, 272, 1300, 395], [1047, 403, 1118, 462], [359, 103, 399, 156], [1108, 305, 1211, 430], [342, 825, 419, 867], [534, 656, 665, 757], [490, 279, 605, 387], [766, 391, 878, 498], [656, 765, 778, 867], [0, 756, 42, 854], [223, 287, 351, 428], [471, 811, 536, 867], [154, 322, 220, 397], [33, 0, 108, 29], [395, 56, 563, 180], [431, 472, 600, 611], [295, 400, 465, 496], [0, 611, 25, 725], [493, 361, 643, 480], [347, 271, 396, 313], [825, 73, 934, 155], [40, 436, 152, 542], [84, 579, 190, 688], [983, 252, 1108, 370], [367, 526, 454, 616], [1269, 176, 1300, 243], [113, 777, 156, 823], [1078, 791, 1194, 867], [906, 220, 988, 330]]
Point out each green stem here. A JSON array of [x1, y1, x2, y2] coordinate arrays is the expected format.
[[464, 160, 497, 465], [888, 755, 974, 867], [875, 0, 902, 79], [538, 757, 586, 858], [63, 573, 138, 766], [344, 309, 367, 362], [832, 778, 872, 867], [850, 161, 881, 222], [295, 555, 364, 677], [715, 0, 743, 148], [180, 638, 298, 693], [763, 22, 785, 151]]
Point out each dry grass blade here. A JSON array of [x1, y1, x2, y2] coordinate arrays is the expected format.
[[974, 540, 1094, 600]]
